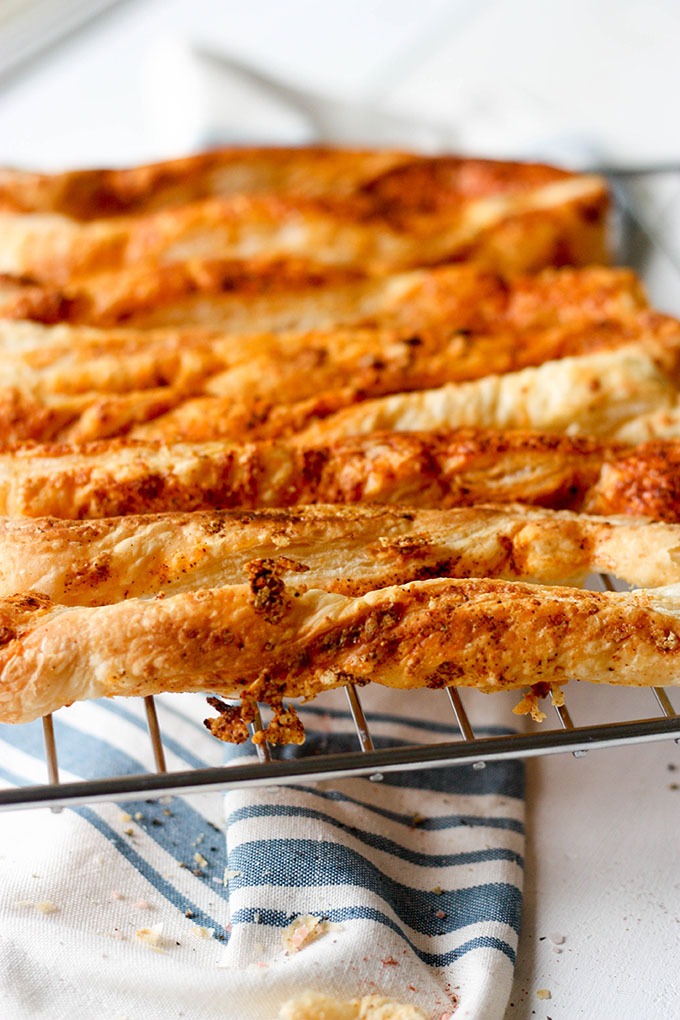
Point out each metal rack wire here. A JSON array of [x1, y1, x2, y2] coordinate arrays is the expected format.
[[3, 168, 680, 812]]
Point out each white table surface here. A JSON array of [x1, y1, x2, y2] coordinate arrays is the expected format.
[[1, 2, 680, 1017]]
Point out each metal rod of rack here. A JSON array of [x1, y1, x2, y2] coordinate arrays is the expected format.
[[653, 687, 678, 720], [345, 685, 375, 752], [4, 710, 680, 813], [445, 688, 475, 742], [445, 688, 486, 769], [553, 699, 588, 757], [41, 714, 60, 785], [144, 696, 168, 773]]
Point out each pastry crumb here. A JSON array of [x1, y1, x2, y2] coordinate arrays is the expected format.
[[134, 899, 154, 911], [536, 988, 552, 1000], [282, 915, 328, 955], [278, 991, 428, 1019], [513, 690, 546, 722], [16, 899, 59, 915], [135, 923, 167, 952], [36, 900, 59, 914]]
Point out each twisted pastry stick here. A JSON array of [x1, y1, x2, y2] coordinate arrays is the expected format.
[[2, 576, 680, 725], [2, 502, 679, 606]]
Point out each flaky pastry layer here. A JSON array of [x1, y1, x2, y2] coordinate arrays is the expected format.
[[2, 577, 680, 724], [0, 266, 662, 443], [0, 257, 633, 331], [3, 503, 680, 606], [0, 429, 616, 519], [292, 346, 680, 445], [0, 173, 607, 284], [0, 150, 598, 219]]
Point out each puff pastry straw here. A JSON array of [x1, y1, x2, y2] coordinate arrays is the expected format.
[[0, 429, 615, 518], [0, 150, 600, 218], [0, 266, 666, 444], [3, 503, 680, 606], [3, 427, 680, 520], [2, 577, 680, 725], [0, 259, 631, 330], [0, 174, 607, 284], [134, 344, 680, 444], [2, 337, 676, 446], [288, 346, 680, 446]]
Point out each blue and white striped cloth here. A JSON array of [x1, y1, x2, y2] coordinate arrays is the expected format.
[[0, 687, 523, 1020]]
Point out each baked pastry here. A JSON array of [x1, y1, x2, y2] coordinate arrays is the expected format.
[[0, 265, 664, 444], [290, 346, 679, 445], [1, 576, 679, 726], [584, 441, 680, 521], [0, 149, 603, 218], [0, 257, 362, 328], [0, 344, 673, 447], [0, 429, 616, 518], [0, 254, 635, 332], [0, 175, 608, 285], [0, 145, 675, 733], [2, 503, 679, 606], [614, 406, 680, 443], [0, 153, 607, 284]]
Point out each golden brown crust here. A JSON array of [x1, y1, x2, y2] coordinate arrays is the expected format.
[[143, 313, 680, 443], [0, 147, 419, 218], [291, 346, 680, 446], [0, 265, 658, 443], [3, 502, 680, 606], [0, 260, 643, 333], [0, 265, 647, 367], [585, 442, 680, 521], [0, 147, 596, 217], [2, 576, 680, 724], [0, 256, 371, 328], [0, 429, 617, 519], [0, 172, 608, 285], [6, 146, 678, 730], [0, 345, 670, 447], [0, 257, 628, 332], [8, 428, 680, 524]]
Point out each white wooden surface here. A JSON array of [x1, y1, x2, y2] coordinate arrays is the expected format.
[[1, 3, 679, 1017]]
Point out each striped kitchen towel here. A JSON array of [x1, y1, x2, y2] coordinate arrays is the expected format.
[[0, 686, 523, 1020]]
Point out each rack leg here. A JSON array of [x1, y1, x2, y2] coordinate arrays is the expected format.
[[345, 685, 374, 752], [144, 697, 168, 773], [554, 697, 587, 757], [42, 714, 62, 814], [42, 714, 60, 785]]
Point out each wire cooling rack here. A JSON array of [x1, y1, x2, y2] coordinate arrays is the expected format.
[[2, 167, 680, 812]]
